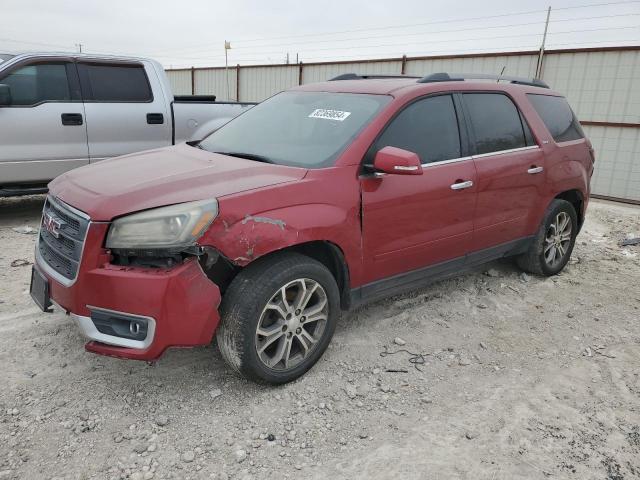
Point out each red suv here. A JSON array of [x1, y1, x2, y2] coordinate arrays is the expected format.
[[31, 72, 594, 383]]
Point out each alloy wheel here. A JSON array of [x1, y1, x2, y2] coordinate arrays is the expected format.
[[255, 278, 328, 371], [544, 211, 572, 268]]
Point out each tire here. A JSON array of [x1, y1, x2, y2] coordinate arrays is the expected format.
[[517, 199, 578, 276], [216, 252, 340, 384]]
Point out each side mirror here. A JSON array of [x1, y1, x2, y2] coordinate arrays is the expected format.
[[373, 146, 423, 175], [0, 84, 11, 106]]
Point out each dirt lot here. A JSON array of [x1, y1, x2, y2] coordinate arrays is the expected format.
[[0, 195, 639, 480]]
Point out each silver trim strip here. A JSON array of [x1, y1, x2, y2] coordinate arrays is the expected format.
[[71, 306, 156, 350], [421, 156, 472, 168], [472, 145, 540, 160], [419, 146, 539, 168]]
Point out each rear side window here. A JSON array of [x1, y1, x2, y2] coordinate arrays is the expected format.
[[527, 94, 584, 142], [79, 63, 152, 102], [464, 93, 530, 154], [0, 63, 71, 106], [374, 94, 461, 164]]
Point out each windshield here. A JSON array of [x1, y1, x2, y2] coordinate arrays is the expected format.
[[199, 91, 390, 168]]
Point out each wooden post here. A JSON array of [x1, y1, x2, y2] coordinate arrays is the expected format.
[[401, 55, 407, 75], [298, 62, 303, 85]]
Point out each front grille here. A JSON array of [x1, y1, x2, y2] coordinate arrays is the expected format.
[[37, 197, 89, 282]]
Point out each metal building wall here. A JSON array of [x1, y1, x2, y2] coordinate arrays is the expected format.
[[238, 65, 299, 102], [301, 60, 402, 84], [404, 53, 537, 78], [584, 125, 640, 202], [166, 69, 192, 95], [195, 68, 237, 101], [542, 49, 640, 201], [165, 46, 640, 201]]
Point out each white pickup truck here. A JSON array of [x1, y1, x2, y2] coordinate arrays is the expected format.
[[0, 52, 255, 196]]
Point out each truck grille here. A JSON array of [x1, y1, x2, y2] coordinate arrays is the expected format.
[[37, 197, 90, 282]]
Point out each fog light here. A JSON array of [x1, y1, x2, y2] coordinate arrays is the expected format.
[[90, 309, 149, 341]]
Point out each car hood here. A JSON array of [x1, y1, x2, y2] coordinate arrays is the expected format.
[[49, 143, 308, 221]]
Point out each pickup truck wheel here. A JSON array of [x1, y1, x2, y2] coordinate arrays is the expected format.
[[517, 199, 578, 276], [216, 252, 339, 384]]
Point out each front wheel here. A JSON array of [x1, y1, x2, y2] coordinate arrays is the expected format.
[[216, 252, 340, 384], [517, 199, 578, 276]]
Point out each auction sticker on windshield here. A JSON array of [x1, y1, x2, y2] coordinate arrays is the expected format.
[[308, 109, 351, 121]]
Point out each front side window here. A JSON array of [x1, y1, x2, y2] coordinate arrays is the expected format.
[[199, 91, 390, 168], [373, 94, 461, 164], [79, 63, 152, 102], [527, 94, 584, 143], [0, 63, 70, 106], [464, 93, 527, 154]]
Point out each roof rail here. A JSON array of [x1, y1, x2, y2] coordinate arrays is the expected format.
[[417, 72, 549, 89], [329, 73, 421, 81]]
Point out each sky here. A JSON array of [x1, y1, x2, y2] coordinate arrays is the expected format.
[[1, 0, 639, 68]]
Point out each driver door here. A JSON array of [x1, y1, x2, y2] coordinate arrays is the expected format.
[[360, 94, 477, 286], [0, 59, 88, 184]]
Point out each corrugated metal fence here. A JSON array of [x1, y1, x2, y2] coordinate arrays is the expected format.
[[166, 46, 640, 202]]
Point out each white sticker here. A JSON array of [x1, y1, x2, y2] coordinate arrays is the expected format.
[[308, 109, 351, 121]]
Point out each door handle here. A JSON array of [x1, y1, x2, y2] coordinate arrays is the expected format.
[[450, 180, 473, 190], [146, 113, 164, 125], [61, 113, 83, 126], [527, 166, 544, 174]]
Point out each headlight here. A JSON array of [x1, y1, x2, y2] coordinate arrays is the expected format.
[[106, 199, 218, 249]]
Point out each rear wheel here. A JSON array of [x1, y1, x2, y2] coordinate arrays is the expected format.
[[216, 252, 339, 384], [517, 199, 578, 276]]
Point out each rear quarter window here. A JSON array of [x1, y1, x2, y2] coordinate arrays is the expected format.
[[527, 94, 584, 143]]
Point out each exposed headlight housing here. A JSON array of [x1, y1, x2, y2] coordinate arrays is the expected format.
[[106, 199, 218, 250]]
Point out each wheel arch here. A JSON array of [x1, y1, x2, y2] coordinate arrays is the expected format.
[[204, 240, 352, 311], [554, 189, 585, 231]]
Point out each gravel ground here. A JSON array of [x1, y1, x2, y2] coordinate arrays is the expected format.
[[0, 195, 639, 480]]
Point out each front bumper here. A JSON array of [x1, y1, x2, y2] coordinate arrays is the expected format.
[[35, 222, 222, 361]]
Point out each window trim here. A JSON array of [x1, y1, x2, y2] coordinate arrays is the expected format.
[[459, 90, 540, 157], [76, 61, 154, 104], [0, 57, 81, 108], [361, 92, 467, 172]]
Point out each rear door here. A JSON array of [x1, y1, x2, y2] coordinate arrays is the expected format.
[[361, 94, 477, 285], [0, 59, 88, 184], [78, 61, 171, 161], [462, 92, 545, 252]]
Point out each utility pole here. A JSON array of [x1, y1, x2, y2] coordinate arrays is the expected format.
[[224, 40, 231, 100], [76, 43, 83, 53], [535, 7, 551, 79], [286, 52, 289, 64], [296, 53, 299, 64]]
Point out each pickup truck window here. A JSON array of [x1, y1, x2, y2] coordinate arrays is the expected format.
[[0, 63, 71, 106], [199, 91, 390, 168], [78, 63, 152, 102], [373, 94, 461, 164]]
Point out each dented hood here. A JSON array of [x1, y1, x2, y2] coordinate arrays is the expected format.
[[49, 143, 307, 221]]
